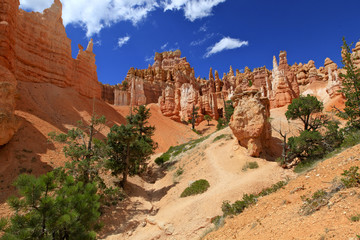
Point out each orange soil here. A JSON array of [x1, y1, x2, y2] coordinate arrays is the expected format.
[[204, 145, 360, 240]]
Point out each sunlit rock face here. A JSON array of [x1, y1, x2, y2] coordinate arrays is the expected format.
[[229, 88, 271, 157], [14, 0, 101, 99]]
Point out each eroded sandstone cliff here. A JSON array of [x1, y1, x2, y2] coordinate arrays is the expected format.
[[0, 0, 102, 145]]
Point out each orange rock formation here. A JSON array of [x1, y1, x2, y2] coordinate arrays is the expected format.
[[229, 88, 271, 157], [0, 0, 102, 145]]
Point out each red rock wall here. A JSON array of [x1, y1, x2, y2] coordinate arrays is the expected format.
[[0, 0, 19, 145], [14, 0, 101, 99]]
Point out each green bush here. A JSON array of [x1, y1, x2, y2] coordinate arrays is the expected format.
[[221, 194, 257, 216], [180, 179, 210, 197], [341, 166, 360, 188], [216, 118, 227, 131], [242, 161, 259, 171], [221, 181, 287, 217], [258, 181, 287, 197], [350, 214, 360, 222]]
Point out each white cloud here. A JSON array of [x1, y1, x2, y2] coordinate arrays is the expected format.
[[161, 42, 169, 50], [19, 0, 52, 12], [145, 55, 154, 63], [163, 0, 226, 21], [118, 36, 130, 48], [205, 37, 248, 58], [19, 0, 226, 37]]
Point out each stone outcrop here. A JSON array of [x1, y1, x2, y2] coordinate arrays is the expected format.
[[229, 88, 271, 157], [14, 0, 101, 99], [0, 0, 19, 145]]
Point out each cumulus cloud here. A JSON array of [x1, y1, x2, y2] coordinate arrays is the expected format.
[[118, 36, 131, 48], [19, 0, 226, 37], [205, 37, 248, 58], [162, 0, 226, 21]]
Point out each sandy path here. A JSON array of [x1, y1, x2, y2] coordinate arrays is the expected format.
[[104, 128, 294, 240]]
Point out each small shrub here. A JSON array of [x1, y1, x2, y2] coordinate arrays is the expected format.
[[350, 214, 360, 222], [175, 167, 184, 177], [258, 181, 287, 197], [210, 215, 225, 230], [216, 118, 227, 131], [180, 179, 210, 197], [242, 161, 259, 171], [300, 189, 329, 215], [221, 193, 257, 216], [341, 166, 360, 188]]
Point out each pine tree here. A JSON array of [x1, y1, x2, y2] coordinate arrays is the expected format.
[[107, 106, 157, 187], [339, 37, 360, 128], [48, 115, 107, 189], [0, 171, 101, 239]]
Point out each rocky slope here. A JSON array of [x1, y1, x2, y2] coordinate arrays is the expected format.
[[204, 144, 360, 240]]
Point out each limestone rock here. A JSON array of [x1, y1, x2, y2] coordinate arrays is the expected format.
[[229, 89, 271, 157]]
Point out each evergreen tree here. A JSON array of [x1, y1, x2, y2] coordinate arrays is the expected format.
[[107, 106, 157, 187], [0, 171, 101, 239], [285, 95, 324, 131], [224, 100, 234, 123], [339, 37, 360, 128], [189, 105, 199, 130], [48, 115, 107, 189], [204, 115, 212, 126]]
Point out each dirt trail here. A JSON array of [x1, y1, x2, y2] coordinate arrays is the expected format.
[[103, 128, 294, 240]]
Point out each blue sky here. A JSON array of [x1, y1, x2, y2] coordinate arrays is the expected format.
[[20, 0, 360, 85]]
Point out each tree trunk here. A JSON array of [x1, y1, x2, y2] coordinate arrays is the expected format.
[[121, 143, 130, 188]]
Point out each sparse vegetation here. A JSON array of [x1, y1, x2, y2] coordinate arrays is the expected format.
[[180, 179, 210, 198], [350, 214, 360, 222], [341, 166, 360, 188], [220, 181, 287, 217], [300, 189, 329, 216], [175, 167, 184, 177], [242, 161, 259, 171], [155, 135, 210, 165], [213, 134, 232, 142]]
